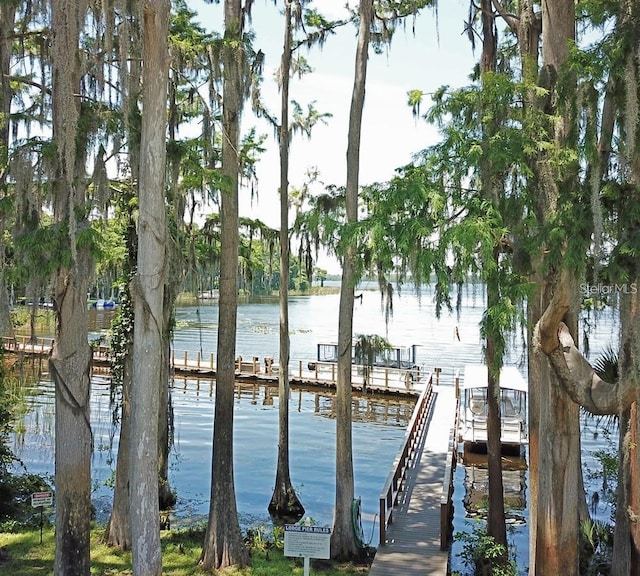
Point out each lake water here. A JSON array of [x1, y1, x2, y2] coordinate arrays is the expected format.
[[12, 283, 619, 573]]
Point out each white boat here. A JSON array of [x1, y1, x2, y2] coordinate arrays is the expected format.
[[458, 364, 528, 454]]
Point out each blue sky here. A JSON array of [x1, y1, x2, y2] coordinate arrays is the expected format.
[[187, 0, 478, 271]]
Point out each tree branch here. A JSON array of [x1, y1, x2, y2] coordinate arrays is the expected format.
[[542, 322, 634, 415], [491, 0, 518, 31], [535, 266, 572, 354]]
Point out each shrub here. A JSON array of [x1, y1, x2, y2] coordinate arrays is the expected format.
[[455, 523, 518, 576]]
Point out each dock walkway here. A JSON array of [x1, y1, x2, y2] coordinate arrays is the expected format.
[[369, 384, 457, 576]]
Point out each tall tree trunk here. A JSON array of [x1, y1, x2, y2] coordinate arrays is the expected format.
[[0, 1, 15, 339], [479, 0, 507, 552], [129, 1, 170, 574], [331, 0, 371, 561], [105, 352, 133, 549], [485, 278, 507, 550], [531, 2, 582, 574], [612, 407, 632, 575], [50, 0, 93, 573], [106, 191, 137, 550], [200, 0, 250, 569], [158, 287, 176, 510], [514, 5, 542, 567], [269, 0, 304, 520], [614, 8, 640, 559]]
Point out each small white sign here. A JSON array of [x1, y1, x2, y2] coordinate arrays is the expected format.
[[31, 491, 53, 508], [284, 524, 331, 560]]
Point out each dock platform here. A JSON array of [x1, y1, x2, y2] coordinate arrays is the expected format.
[[1, 336, 427, 396]]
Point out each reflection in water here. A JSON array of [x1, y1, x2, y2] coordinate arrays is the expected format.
[[459, 450, 527, 522], [11, 289, 623, 572], [12, 368, 412, 545], [171, 378, 413, 426]]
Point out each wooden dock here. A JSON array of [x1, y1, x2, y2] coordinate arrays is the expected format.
[[370, 384, 458, 576], [1, 336, 427, 396], [4, 335, 462, 572]]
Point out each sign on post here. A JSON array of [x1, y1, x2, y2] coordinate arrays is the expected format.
[[31, 491, 53, 508], [284, 522, 331, 576], [31, 491, 53, 544]]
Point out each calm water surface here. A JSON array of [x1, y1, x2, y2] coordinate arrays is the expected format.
[[13, 284, 620, 573], [13, 375, 413, 545]]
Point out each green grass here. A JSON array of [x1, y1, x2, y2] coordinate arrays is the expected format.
[[0, 526, 372, 575]]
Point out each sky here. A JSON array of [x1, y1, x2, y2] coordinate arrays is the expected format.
[[186, 0, 479, 272]]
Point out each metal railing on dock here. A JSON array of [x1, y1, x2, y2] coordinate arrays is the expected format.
[[378, 372, 435, 545]]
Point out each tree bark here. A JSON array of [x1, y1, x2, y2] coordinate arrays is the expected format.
[[129, 2, 170, 574], [496, 2, 542, 566], [158, 284, 177, 510], [269, 0, 304, 520], [50, 1, 93, 573], [0, 1, 15, 339], [527, 2, 584, 574], [106, 193, 137, 550], [200, 0, 250, 569], [105, 352, 132, 550], [331, 0, 371, 561], [479, 0, 507, 553]]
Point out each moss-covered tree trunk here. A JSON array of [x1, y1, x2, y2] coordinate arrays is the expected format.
[[50, 0, 93, 573], [530, 2, 583, 573], [129, 1, 170, 573], [0, 1, 15, 340], [105, 352, 133, 549], [478, 0, 507, 552]]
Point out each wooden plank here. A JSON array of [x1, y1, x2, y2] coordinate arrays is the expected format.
[[369, 385, 457, 576]]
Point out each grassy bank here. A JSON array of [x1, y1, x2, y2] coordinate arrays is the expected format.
[[0, 525, 372, 575]]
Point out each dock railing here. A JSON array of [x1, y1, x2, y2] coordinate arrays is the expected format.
[[378, 372, 435, 545], [296, 360, 422, 392], [440, 369, 461, 550], [2, 338, 425, 394], [2, 335, 54, 355]]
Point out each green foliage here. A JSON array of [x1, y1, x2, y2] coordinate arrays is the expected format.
[[585, 425, 618, 514], [0, 473, 53, 530], [579, 518, 613, 575], [592, 346, 618, 385], [109, 278, 134, 391], [0, 361, 17, 476], [455, 523, 519, 576], [246, 524, 285, 552], [353, 334, 392, 367], [0, 362, 52, 528]]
